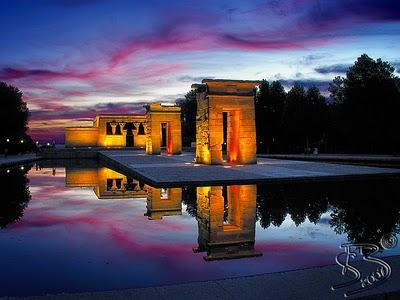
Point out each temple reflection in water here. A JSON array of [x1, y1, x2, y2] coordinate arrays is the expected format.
[[65, 167, 183, 219], [145, 186, 182, 219], [64, 167, 261, 261], [194, 185, 262, 261], [66, 167, 147, 199]]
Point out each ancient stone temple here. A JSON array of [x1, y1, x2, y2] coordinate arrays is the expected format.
[[145, 103, 182, 155], [192, 79, 259, 165], [193, 185, 262, 261], [65, 103, 182, 153]]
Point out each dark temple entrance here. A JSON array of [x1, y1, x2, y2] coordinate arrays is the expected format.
[[125, 123, 135, 147], [222, 112, 228, 155], [161, 122, 167, 148]]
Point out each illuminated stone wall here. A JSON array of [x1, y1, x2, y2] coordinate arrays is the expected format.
[[95, 115, 146, 148], [65, 115, 146, 148], [66, 107, 181, 151], [145, 103, 182, 155], [145, 187, 182, 219], [194, 185, 261, 261], [65, 127, 98, 147], [193, 79, 258, 165]]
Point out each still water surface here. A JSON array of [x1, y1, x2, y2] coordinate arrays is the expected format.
[[1, 161, 399, 297]]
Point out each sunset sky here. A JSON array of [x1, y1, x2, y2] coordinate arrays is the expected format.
[[1, 0, 400, 142]]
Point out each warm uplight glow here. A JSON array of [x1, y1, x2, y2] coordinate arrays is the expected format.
[[145, 103, 182, 155], [195, 80, 257, 165], [228, 110, 240, 163], [195, 185, 261, 261]]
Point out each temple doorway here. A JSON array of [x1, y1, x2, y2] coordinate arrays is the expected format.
[[222, 112, 228, 157], [221, 111, 240, 163], [161, 122, 168, 148], [145, 103, 182, 155], [124, 123, 134, 147]]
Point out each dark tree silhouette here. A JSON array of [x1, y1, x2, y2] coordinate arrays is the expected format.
[[304, 86, 329, 151], [178, 90, 197, 147], [181, 185, 197, 217], [0, 82, 34, 154], [256, 183, 329, 229], [281, 183, 329, 226], [256, 179, 400, 246], [255, 80, 285, 153], [329, 54, 400, 153], [0, 166, 32, 228], [256, 184, 288, 229], [281, 84, 307, 152], [329, 179, 400, 246], [281, 84, 328, 153]]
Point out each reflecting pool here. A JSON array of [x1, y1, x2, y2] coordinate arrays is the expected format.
[[1, 161, 400, 297]]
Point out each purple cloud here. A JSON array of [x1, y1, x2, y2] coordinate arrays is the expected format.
[[314, 64, 351, 74]]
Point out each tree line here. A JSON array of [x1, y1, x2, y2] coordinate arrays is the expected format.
[[180, 54, 400, 154], [0, 82, 34, 154]]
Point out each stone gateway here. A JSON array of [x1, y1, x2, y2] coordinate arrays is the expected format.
[[192, 79, 259, 165]]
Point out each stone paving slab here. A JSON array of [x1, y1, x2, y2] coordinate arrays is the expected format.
[[260, 153, 400, 162], [0, 154, 39, 168], [99, 151, 400, 186], [259, 154, 400, 168], [5, 255, 399, 300]]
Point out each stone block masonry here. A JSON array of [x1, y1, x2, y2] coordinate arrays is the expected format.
[[193, 79, 259, 165], [145, 103, 182, 155]]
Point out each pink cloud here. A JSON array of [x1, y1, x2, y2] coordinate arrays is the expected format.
[[2, 0, 399, 142], [0, 67, 99, 82]]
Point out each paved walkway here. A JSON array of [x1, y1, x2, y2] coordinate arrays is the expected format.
[[99, 151, 400, 186], [259, 154, 400, 167], [4, 255, 399, 299], [0, 154, 38, 168]]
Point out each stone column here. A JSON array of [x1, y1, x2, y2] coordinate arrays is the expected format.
[[111, 179, 117, 190], [110, 122, 118, 135], [118, 122, 126, 131]]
